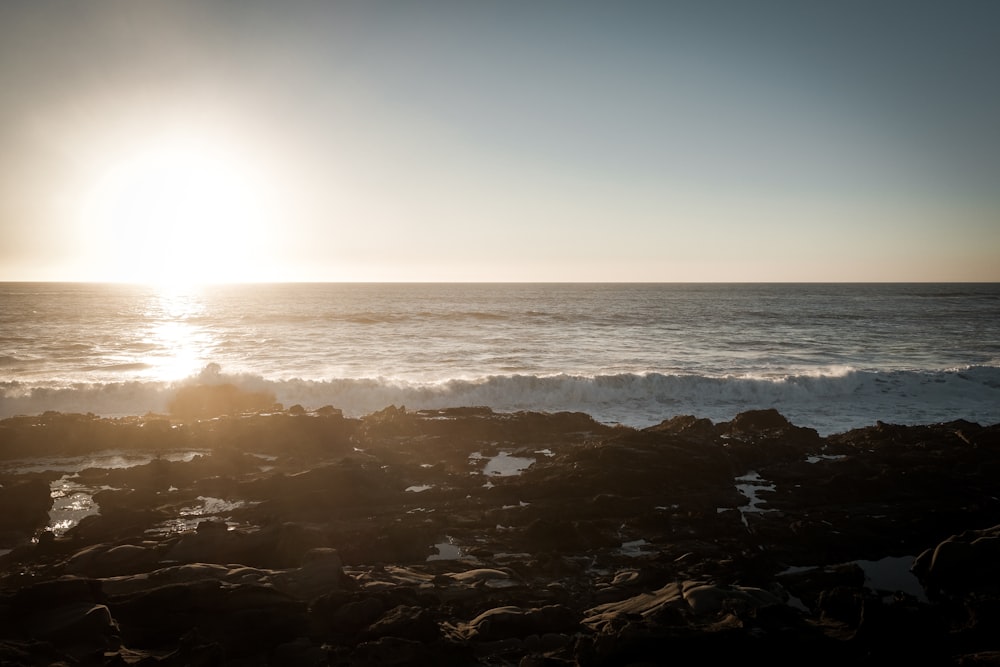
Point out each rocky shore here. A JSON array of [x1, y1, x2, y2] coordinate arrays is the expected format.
[[1, 405, 999, 666]]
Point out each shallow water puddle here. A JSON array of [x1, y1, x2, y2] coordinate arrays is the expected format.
[[728, 471, 777, 527], [620, 538, 656, 557], [806, 454, 847, 464], [0, 450, 223, 537], [857, 555, 928, 602], [470, 451, 535, 477], [779, 556, 928, 609], [148, 496, 251, 535], [427, 538, 462, 561], [48, 477, 113, 536], [1, 450, 206, 536]]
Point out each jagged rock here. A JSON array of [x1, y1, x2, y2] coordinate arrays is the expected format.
[[0, 409, 998, 665]]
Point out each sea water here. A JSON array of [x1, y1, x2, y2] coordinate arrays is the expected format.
[[2, 282, 999, 435]]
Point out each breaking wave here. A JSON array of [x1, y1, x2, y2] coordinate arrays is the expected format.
[[3, 365, 999, 436]]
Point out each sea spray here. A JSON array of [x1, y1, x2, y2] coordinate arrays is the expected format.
[[3, 365, 998, 436]]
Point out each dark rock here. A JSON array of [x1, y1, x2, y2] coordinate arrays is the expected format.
[[0, 478, 53, 535], [24, 602, 120, 653], [1, 409, 1000, 665], [110, 579, 306, 653], [348, 636, 431, 666], [955, 651, 1000, 666], [65, 542, 160, 577], [162, 521, 333, 569], [326, 595, 385, 634], [453, 604, 578, 641], [522, 518, 585, 553], [272, 637, 329, 666], [365, 604, 440, 642], [7, 578, 118, 655], [816, 586, 865, 626], [727, 408, 794, 432], [913, 524, 1000, 595]]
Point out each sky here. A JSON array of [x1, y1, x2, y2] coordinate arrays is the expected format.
[[1, 0, 998, 283]]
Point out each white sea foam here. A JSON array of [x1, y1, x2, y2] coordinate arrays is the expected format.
[[2, 365, 998, 435]]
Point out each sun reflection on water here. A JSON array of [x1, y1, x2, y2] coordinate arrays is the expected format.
[[143, 286, 213, 381]]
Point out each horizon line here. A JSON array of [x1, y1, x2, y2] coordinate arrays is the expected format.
[[2, 279, 998, 286]]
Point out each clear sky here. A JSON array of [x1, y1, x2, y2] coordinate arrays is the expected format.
[[1, 0, 998, 283]]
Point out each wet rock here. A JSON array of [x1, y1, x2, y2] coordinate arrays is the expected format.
[[727, 408, 795, 433], [681, 581, 784, 614], [273, 637, 330, 666], [332, 596, 386, 634], [816, 586, 865, 626], [644, 414, 717, 439], [110, 578, 306, 654], [162, 521, 333, 568], [24, 602, 120, 653], [348, 636, 432, 666], [522, 518, 586, 553], [0, 477, 53, 535], [273, 547, 345, 599], [365, 604, 441, 642], [0, 640, 72, 667], [955, 651, 1000, 666], [5, 578, 118, 656], [1, 409, 999, 664], [450, 604, 578, 642], [719, 409, 824, 469], [913, 524, 1000, 595]]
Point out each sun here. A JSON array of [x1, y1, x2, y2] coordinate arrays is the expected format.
[[84, 135, 275, 285]]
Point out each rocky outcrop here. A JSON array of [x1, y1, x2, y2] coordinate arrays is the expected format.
[[0, 408, 997, 665]]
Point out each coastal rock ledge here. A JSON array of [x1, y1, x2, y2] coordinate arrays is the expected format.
[[1, 407, 999, 665]]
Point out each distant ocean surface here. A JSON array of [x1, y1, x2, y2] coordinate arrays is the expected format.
[[2, 282, 999, 435]]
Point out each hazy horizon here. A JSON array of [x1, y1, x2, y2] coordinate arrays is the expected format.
[[3, 279, 999, 286], [2, 1, 998, 284]]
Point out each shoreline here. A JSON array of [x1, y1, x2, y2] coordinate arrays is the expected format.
[[5, 362, 1000, 438], [1, 406, 999, 665]]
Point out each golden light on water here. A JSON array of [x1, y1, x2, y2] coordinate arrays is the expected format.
[[142, 287, 211, 381]]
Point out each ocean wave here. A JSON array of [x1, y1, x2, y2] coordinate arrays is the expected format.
[[243, 309, 523, 324], [81, 362, 155, 373], [2, 365, 999, 435]]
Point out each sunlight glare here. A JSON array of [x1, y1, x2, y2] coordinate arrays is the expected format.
[[85, 136, 276, 285], [143, 287, 211, 381]]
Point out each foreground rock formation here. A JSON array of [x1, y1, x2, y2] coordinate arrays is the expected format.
[[1, 407, 999, 665]]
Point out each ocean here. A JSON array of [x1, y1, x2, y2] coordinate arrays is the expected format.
[[2, 282, 999, 435]]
